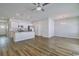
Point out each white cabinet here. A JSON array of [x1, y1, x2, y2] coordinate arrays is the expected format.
[[14, 32, 35, 42]]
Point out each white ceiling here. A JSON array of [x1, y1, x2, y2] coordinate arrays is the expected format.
[[0, 3, 79, 21]]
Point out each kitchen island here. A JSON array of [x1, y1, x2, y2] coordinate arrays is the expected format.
[[14, 31, 35, 42]]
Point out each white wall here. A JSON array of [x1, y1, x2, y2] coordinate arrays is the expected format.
[[41, 20, 49, 37], [48, 18, 54, 37], [54, 18, 79, 39], [33, 19, 49, 37], [33, 21, 42, 36], [33, 17, 79, 39], [33, 18, 54, 38]]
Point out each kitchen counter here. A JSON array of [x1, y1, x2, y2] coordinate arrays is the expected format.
[[14, 31, 35, 42]]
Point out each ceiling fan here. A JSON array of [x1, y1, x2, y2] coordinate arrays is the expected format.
[[32, 3, 49, 12]]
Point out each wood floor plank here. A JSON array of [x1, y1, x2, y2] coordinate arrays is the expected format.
[[0, 36, 79, 56]]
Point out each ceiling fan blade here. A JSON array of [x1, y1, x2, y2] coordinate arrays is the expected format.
[[33, 3, 37, 5], [42, 3, 49, 6], [41, 9, 45, 12], [37, 3, 41, 7], [32, 8, 36, 11]]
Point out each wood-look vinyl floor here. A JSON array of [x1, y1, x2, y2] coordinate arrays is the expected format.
[[0, 36, 79, 56]]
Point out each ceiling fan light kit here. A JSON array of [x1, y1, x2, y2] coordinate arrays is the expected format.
[[36, 7, 42, 10], [32, 3, 49, 12]]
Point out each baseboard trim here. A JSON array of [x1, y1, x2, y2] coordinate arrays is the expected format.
[[54, 35, 79, 39], [35, 35, 54, 39], [35, 35, 79, 39]]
